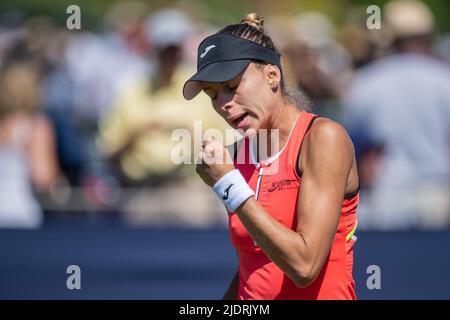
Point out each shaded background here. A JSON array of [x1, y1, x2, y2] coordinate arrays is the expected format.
[[1, 225, 450, 299], [0, 0, 449, 299]]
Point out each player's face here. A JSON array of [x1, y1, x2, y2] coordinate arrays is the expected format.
[[201, 62, 277, 135]]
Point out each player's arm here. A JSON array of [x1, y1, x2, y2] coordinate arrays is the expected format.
[[197, 120, 353, 288]]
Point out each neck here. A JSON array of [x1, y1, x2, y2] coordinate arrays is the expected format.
[[255, 101, 300, 160]]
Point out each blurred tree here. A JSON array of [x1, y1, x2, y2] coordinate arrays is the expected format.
[[1, 0, 448, 32]]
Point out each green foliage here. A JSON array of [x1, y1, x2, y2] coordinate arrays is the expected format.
[[0, 0, 448, 32]]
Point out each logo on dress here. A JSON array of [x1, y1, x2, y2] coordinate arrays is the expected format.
[[267, 179, 297, 192]]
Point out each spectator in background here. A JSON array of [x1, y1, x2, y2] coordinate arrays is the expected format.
[[98, 8, 231, 227], [99, 8, 230, 186], [61, 1, 151, 181], [343, 0, 450, 230], [39, 3, 153, 213], [0, 61, 60, 228], [16, 16, 88, 189], [65, 0, 151, 125], [281, 12, 352, 121]]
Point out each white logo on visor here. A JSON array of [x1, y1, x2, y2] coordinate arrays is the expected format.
[[200, 45, 216, 58]]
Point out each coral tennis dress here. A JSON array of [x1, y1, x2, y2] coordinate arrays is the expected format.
[[229, 111, 358, 300]]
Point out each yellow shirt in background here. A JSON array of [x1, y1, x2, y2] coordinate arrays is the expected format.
[[99, 66, 231, 182]]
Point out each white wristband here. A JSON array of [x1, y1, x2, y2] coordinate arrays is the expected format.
[[213, 169, 255, 212]]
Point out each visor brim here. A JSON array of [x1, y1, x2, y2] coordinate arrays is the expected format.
[[182, 59, 251, 100]]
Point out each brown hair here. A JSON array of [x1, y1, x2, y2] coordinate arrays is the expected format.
[[218, 13, 310, 110], [219, 13, 276, 51]]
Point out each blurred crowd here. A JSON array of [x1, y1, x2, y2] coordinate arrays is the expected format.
[[0, 0, 449, 230]]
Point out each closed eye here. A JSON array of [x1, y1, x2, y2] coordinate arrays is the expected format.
[[203, 89, 217, 100], [226, 78, 240, 90]]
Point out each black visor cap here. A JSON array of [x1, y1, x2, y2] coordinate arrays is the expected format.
[[183, 33, 281, 100]]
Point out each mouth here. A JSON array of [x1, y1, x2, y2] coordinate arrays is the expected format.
[[228, 112, 249, 128]]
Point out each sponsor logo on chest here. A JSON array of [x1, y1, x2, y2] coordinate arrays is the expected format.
[[267, 179, 298, 192]]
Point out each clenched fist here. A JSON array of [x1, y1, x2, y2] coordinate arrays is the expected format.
[[196, 138, 235, 187]]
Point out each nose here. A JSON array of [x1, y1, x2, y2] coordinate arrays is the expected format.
[[215, 90, 234, 113]]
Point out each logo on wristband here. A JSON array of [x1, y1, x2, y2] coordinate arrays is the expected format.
[[223, 184, 233, 200]]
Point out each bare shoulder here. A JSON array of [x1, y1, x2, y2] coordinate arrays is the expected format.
[[299, 117, 355, 174], [304, 117, 354, 152]]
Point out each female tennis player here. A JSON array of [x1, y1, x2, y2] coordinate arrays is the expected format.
[[183, 13, 359, 300]]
